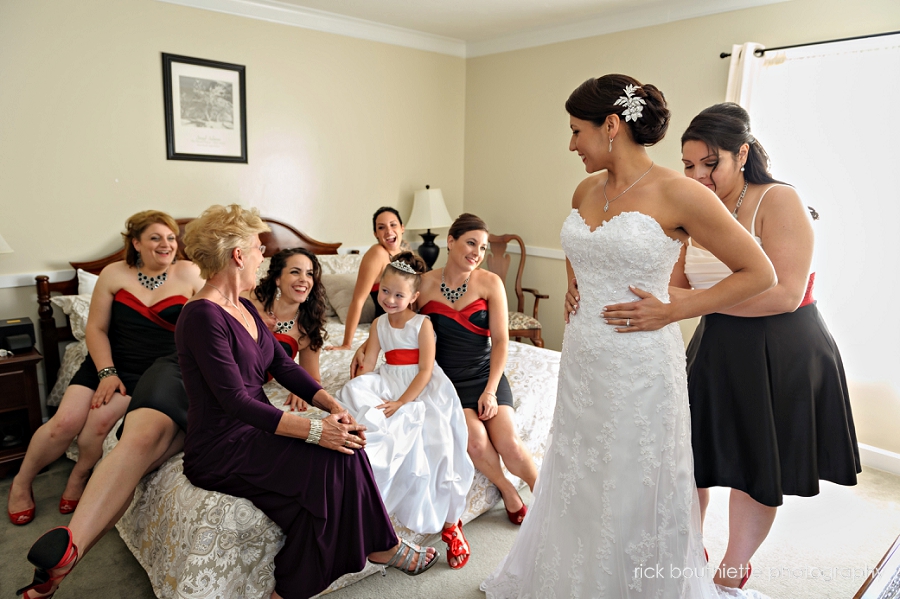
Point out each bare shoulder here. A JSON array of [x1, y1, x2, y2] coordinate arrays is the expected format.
[[572, 172, 606, 209], [95, 260, 130, 291], [473, 268, 503, 293], [757, 184, 811, 226], [172, 259, 202, 280], [362, 243, 388, 262]]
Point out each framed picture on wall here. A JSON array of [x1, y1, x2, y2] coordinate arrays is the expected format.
[[162, 53, 247, 163]]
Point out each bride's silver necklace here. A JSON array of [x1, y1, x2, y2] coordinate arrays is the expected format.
[[441, 271, 470, 303], [137, 267, 168, 290], [603, 162, 654, 212], [731, 181, 750, 218], [206, 283, 251, 330]]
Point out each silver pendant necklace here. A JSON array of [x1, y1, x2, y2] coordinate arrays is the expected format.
[[440, 272, 470, 303], [603, 162, 654, 212], [731, 181, 750, 218], [137, 268, 168, 290], [206, 283, 251, 330]]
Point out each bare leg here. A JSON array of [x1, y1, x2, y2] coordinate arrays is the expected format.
[[713, 489, 777, 587], [484, 406, 537, 491], [67, 408, 183, 560], [8, 386, 94, 514], [697, 487, 710, 530], [463, 409, 527, 515], [61, 393, 131, 503]]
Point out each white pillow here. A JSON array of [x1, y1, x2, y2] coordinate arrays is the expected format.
[[50, 294, 92, 341], [321, 273, 375, 324], [77, 269, 99, 295], [318, 253, 363, 275]]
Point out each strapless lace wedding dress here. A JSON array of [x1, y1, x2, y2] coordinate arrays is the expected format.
[[481, 210, 769, 599]]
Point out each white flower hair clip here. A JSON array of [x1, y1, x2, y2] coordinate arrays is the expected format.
[[614, 84, 646, 122], [389, 260, 418, 275]]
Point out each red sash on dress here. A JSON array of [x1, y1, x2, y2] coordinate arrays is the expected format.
[[419, 299, 490, 336], [114, 289, 187, 332], [799, 272, 815, 308], [385, 349, 419, 365]]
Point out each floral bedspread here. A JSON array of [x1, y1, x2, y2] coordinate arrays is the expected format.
[[68, 319, 560, 598]]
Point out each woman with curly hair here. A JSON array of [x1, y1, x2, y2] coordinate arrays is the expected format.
[[249, 248, 328, 409]]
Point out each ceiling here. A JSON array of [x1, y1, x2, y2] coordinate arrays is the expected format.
[[159, 0, 792, 57]]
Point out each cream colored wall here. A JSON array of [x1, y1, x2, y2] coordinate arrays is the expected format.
[[463, 0, 900, 454], [0, 1, 465, 275], [0, 0, 464, 409]]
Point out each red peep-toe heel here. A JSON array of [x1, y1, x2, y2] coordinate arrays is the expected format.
[[505, 492, 527, 525], [441, 520, 470, 570], [8, 485, 35, 526], [58, 497, 79, 515], [16, 527, 79, 599]]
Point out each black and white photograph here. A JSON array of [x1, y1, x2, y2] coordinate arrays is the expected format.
[[162, 53, 247, 162]]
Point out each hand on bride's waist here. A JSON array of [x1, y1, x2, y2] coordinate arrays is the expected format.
[[600, 285, 674, 333]]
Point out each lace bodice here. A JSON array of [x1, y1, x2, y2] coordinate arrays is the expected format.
[[562, 209, 682, 310]]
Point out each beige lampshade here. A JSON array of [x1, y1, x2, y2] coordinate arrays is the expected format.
[[406, 186, 452, 230], [0, 233, 12, 254]]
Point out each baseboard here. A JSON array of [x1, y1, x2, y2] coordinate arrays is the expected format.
[[859, 443, 900, 476]]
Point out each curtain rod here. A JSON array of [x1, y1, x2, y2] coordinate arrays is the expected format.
[[719, 30, 900, 59]]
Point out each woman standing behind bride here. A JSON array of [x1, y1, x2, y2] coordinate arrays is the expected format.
[[482, 74, 775, 598]]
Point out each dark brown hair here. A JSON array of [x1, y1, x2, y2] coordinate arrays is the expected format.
[[382, 251, 426, 292], [372, 206, 403, 232], [254, 248, 328, 351], [448, 213, 489, 240], [681, 102, 783, 188], [122, 210, 180, 267], [565, 74, 670, 146]]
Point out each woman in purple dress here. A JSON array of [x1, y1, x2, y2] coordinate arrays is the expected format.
[[175, 205, 437, 599]]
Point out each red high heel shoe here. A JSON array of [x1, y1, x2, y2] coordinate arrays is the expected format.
[[16, 527, 79, 598], [58, 497, 79, 515], [739, 563, 752, 589], [441, 520, 470, 570], [505, 492, 527, 525], [8, 485, 35, 526]]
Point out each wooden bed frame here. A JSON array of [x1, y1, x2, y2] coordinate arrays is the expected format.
[[35, 217, 341, 392]]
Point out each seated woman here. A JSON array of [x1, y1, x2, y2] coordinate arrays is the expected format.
[[8, 210, 202, 527], [354, 213, 538, 526], [177, 204, 436, 599], [326, 206, 407, 350], [338, 252, 475, 569], [248, 248, 328, 411], [14, 211, 204, 599]]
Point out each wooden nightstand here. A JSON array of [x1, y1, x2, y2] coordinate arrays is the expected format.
[[0, 348, 43, 475]]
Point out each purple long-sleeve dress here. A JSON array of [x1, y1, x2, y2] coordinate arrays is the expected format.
[[176, 298, 397, 599]]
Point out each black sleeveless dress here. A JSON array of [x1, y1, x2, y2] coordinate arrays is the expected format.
[[69, 289, 190, 431], [419, 298, 513, 411]]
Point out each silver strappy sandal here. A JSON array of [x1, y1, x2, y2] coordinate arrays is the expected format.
[[370, 538, 439, 577]]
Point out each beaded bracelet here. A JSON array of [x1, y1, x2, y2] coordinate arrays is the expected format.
[[305, 419, 323, 445], [97, 367, 118, 381]]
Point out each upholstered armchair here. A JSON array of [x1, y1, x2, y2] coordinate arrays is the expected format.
[[485, 234, 547, 348]]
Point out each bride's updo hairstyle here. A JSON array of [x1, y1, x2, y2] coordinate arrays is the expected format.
[[681, 102, 782, 188], [565, 74, 670, 146]]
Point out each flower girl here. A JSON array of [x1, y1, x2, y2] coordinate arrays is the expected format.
[[338, 252, 475, 569]]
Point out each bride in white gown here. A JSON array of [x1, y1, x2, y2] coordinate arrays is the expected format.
[[481, 75, 776, 598]]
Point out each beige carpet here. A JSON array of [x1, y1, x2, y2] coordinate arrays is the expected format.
[[3, 460, 898, 598]]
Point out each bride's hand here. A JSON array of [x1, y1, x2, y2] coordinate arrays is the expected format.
[[564, 277, 579, 323], [602, 286, 673, 332]]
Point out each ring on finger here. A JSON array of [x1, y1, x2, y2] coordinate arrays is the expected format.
[[626, 318, 630, 327]]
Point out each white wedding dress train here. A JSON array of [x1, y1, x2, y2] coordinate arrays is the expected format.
[[481, 210, 769, 599]]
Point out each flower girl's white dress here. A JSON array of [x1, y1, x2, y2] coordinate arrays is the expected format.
[[338, 313, 474, 534]]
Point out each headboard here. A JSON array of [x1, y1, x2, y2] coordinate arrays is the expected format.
[[35, 217, 341, 391]]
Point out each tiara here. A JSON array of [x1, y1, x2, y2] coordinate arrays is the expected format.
[[389, 260, 418, 275], [614, 84, 646, 122]]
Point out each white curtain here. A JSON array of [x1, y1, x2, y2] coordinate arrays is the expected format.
[[725, 34, 900, 390]]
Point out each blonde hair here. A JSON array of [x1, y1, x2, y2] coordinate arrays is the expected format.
[[121, 211, 180, 267], [182, 204, 270, 279]]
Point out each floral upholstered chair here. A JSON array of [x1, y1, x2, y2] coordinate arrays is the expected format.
[[485, 234, 547, 348]]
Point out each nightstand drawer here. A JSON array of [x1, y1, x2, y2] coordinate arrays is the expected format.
[[0, 368, 28, 410]]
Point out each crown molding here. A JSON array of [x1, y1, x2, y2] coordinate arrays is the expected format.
[[158, 0, 791, 58], [466, 0, 792, 57], [156, 0, 467, 57]]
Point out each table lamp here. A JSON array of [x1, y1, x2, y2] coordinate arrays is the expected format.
[[406, 185, 452, 269]]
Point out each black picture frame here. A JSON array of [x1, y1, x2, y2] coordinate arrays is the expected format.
[[162, 53, 247, 163]]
